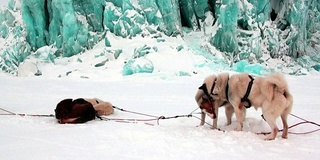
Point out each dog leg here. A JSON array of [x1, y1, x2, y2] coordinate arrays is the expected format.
[[234, 104, 244, 131], [225, 104, 233, 126], [212, 102, 219, 129], [199, 112, 206, 126], [266, 127, 278, 140], [264, 113, 279, 140], [280, 108, 290, 139]]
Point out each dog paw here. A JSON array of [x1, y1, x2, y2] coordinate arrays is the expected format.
[[235, 125, 243, 131], [281, 131, 288, 139], [281, 134, 288, 139], [264, 137, 276, 141], [264, 134, 276, 140], [211, 126, 218, 130], [196, 124, 204, 127]]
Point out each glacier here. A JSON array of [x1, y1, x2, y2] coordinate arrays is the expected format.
[[0, 0, 319, 76]]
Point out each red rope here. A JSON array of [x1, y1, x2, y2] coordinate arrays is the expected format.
[[1, 107, 320, 135], [112, 106, 159, 118], [192, 112, 320, 135], [257, 121, 320, 135]]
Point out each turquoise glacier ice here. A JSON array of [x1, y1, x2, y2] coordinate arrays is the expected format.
[[0, 0, 319, 76]]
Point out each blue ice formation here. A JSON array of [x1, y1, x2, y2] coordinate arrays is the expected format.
[[122, 59, 154, 76], [0, 0, 320, 76], [133, 44, 158, 59], [210, 0, 238, 54], [232, 60, 264, 75], [210, 0, 320, 72]]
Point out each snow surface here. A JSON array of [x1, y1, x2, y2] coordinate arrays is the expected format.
[[0, 73, 320, 160]]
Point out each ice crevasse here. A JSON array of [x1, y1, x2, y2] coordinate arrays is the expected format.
[[0, 0, 319, 76]]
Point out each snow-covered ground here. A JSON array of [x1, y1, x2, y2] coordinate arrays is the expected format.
[[0, 73, 319, 160]]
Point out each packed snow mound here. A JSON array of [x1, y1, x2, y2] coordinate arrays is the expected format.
[[0, 0, 320, 77]]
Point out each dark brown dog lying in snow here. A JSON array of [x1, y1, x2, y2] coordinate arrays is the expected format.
[[55, 98, 114, 124]]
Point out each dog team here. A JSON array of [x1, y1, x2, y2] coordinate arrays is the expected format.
[[55, 72, 293, 140]]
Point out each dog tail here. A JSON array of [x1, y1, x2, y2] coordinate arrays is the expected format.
[[261, 73, 289, 101]]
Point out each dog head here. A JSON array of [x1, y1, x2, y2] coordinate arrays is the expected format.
[[199, 97, 216, 119], [55, 98, 73, 119]]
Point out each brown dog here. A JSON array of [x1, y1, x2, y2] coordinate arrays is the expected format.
[[55, 98, 114, 124], [195, 74, 234, 128], [212, 72, 293, 140], [55, 98, 97, 124]]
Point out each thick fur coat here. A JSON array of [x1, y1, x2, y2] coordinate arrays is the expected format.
[[212, 72, 293, 140], [84, 98, 114, 116], [55, 98, 114, 124], [195, 74, 234, 128], [55, 98, 96, 124]]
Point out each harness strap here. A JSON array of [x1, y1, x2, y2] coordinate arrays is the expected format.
[[241, 75, 254, 108], [198, 82, 214, 102], [225, 77, 229, 102], [221, 101, 228, 106], [198, 84, 209, 99], [209, 79, 216, 97], [198, 83, 228, 108], [96, 112, 103, 120], [198, 79, 217, 119]]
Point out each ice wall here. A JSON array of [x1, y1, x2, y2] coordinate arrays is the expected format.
[[210, 0, 238, 54], [0, 0, 32, 75], [208, 0, 320, 72], [19, 0, 184, 57]]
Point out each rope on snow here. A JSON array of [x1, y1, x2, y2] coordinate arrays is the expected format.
[[1, 106, 319, 135]]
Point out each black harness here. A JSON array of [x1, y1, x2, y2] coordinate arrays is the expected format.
[[241, 75, 254, 108], [198, 78, 228, 107], [225, 77, 229, 102], [198, 82, 215, 102]]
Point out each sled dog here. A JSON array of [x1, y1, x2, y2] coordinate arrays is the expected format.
[[84, 98, 114, 116], [55, 98, 114, 124], [195, 74, 234, 128], [212, 72, 293, 140]]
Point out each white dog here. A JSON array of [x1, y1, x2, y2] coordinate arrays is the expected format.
[[84, 98, 114, 116], [212, 72, 293, 140], [195, 74, 234, 129]]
